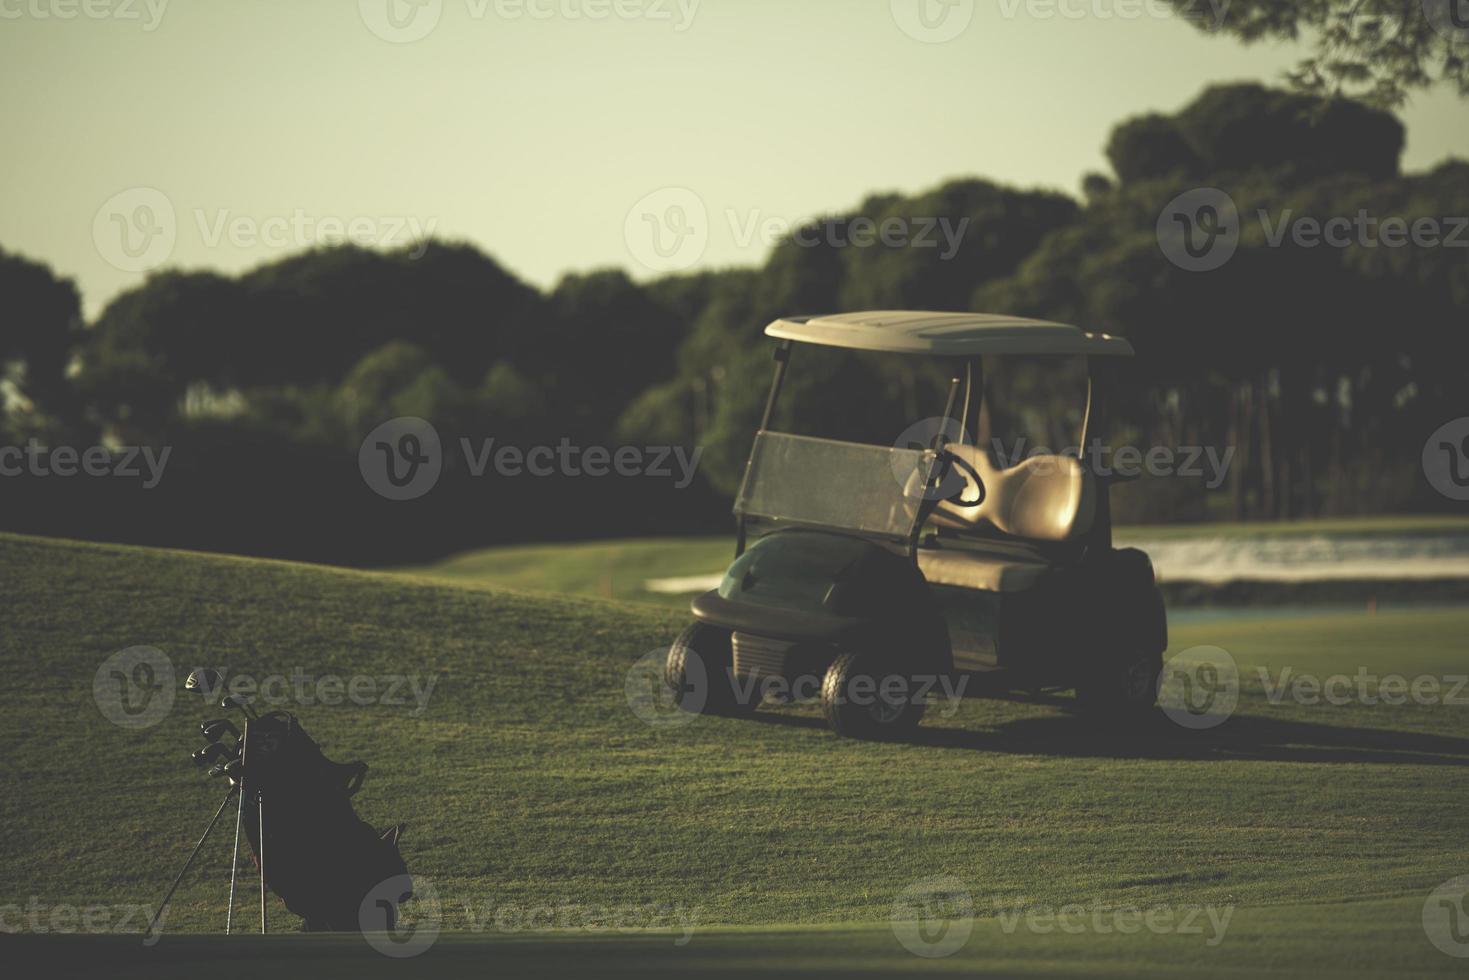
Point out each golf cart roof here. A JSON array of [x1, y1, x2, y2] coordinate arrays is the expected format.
[[766, 311, 1134, 357]]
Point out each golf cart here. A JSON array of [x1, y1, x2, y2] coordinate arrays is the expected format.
[[667, 311, 1167, 739]]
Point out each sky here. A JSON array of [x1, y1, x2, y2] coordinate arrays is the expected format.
[[2, 0, 1467, 315]]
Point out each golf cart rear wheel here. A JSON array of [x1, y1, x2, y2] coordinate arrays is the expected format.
[[820, 651, 926, 739], [666, 623, 752, 717], [1076, 650, 1162, 721]]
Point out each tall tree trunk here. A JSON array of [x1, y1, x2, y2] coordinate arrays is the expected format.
[[1257, 373, 1276, 520]]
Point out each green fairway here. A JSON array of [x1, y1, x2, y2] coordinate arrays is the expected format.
[[391, 515, 1469, 609], [3, 531, 1469, 976]]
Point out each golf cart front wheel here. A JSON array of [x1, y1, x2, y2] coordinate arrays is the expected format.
[[1076, 650, 1162, 721], [665, 623, 752, 717], [820, 651, 926, 739]]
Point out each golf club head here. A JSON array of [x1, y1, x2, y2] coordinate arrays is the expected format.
[[209, 758, 244, 782], [184, 668, 225, 698], [191, 742, 231, 769], [200, 719, 240, 743], [218, 693, 257, 719]]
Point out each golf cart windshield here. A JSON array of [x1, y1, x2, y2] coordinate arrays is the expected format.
[[735, 431, 934, 543]]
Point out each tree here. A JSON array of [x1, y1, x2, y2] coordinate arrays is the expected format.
[[0, 249, 84, 439], [1164, 0, 1469, 108]]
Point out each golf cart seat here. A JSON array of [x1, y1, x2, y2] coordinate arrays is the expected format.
[[917, 448, 1096, 593]]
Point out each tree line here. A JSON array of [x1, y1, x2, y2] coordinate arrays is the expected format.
[[3, 83, 1466, 560]]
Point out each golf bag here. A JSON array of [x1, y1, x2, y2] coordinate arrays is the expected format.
[[239, 710, 409, 931]]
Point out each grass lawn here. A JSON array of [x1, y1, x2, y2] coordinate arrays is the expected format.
[[3, 531, 1468, 976]]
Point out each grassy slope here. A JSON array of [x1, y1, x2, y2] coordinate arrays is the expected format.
[[4, 532, 1469, 976], [393, 514, 1469, 609]]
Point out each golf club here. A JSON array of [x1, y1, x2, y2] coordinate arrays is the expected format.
[[219, 693, 259, 721], [184, 668, 225, 698], [192, 742, 233, 769], [200, 719, 240, 743]]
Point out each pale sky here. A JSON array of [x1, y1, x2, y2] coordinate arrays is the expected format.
[[2, 0, 1467, 315]]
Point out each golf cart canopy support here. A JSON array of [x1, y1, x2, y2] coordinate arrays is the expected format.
[[765, 311, 1134, 358]]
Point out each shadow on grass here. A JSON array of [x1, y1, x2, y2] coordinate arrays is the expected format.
[[748, 707, 1469, 766]]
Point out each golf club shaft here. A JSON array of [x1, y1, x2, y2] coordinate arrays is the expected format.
[[258, 791, 267, 934], [146, 786, 238, 938], [226, 785, 244, 934]]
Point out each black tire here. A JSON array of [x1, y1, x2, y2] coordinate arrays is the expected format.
[[665, 623, 753, 717], [820, 651, 927, 739], [1076, 649, 1162, 722]]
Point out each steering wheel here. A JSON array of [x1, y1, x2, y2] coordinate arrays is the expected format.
[[938, 449, 986, 507]]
